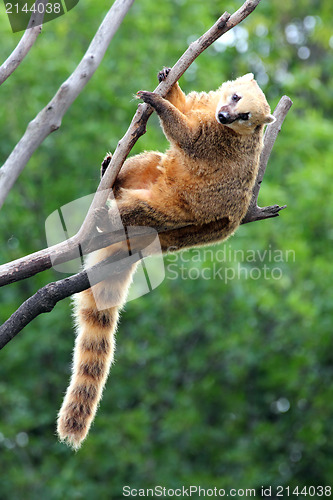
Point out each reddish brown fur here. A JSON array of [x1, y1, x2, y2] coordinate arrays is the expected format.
[[57, 72, 274, 449]]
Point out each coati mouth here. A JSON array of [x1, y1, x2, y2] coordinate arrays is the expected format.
[[217, 111, 250, 125]]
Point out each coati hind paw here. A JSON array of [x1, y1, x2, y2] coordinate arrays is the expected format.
[[101, 152, 112, 178], [93, 204, 125, 234], [93, 206, 110, 233], [158, 67, 171, 83]]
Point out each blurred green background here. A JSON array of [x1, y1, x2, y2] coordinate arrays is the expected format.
[[0, 0, 332, 498]]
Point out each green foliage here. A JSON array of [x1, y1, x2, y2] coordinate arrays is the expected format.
[[0, 0, 332, 498]]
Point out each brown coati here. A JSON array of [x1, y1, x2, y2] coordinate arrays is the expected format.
[[57, 70, 275, 449]]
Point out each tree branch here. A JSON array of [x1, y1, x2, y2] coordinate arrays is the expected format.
[[242, 95, 293, 224], [0, 0, 135, 209], [0, 227, 159, 349], [0, 0, 48, 86], [0, 250, 144, 350], [0, 0, 263, 288]]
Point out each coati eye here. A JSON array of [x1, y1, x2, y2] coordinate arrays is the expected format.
[[238, 113, 250, 121], [232, 93, 241, 102]]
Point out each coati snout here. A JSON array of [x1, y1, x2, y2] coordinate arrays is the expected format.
[[217, 106, 250, 125]]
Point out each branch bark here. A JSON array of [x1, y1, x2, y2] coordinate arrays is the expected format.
[[0, 250, 144, 350], [0, 0, 263, 288], [0, 0, 48, 86], [0, 0, 135, 209], [241, 95, 293, 224]]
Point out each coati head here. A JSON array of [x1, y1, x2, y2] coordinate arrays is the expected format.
[[215, 73, 275, 135]]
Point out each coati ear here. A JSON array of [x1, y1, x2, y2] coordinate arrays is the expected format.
[[238, 73, 254, 82], [263, 114, 276, 124]]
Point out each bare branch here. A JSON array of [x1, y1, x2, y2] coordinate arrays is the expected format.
[[0, 0, 135, 209], [0, 227, 159, 349], [0, 0, 48, 86], [242, 95, 293, 224], [0, 250, 143, 350], [0, 0, 263, 288], [0, 225, 154, 286]]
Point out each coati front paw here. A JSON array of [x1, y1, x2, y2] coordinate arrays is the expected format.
[[136, 90, 158, 106], [157, 67, 171, 83]]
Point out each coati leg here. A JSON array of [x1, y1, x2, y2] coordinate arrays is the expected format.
[[111, 191, 194, 232], [137, 91, 201, 148], [101, 151, 165, 197], [157, 67, 187, 111], [57, 244, 137, 450], [113, 152, 165, 194], [159, 217, 237, 252]]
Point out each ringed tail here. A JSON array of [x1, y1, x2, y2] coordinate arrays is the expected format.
[[57, 247, 135, 450]]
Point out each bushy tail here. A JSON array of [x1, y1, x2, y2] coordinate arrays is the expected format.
[[57, 247, 136, 450]]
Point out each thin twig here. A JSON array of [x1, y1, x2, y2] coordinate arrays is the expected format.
[[0, 0, 48, 86], [0, 0, 135, 209]]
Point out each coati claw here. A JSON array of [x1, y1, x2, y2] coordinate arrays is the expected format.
[[158, 67, 171, 82], [136, 90, 157, 105]]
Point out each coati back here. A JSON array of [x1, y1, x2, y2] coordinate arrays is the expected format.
[[57, 71, 275, 449]]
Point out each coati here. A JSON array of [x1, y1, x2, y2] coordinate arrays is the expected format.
[[57, 69, 275, 449]]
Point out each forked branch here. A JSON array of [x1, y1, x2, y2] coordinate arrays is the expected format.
[[0, 250, 144, 350], [0, 0, 48, 86], [0, 0, 294, 349]]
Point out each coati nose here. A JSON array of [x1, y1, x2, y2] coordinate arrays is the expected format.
[[218, 111, 232, 124]]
